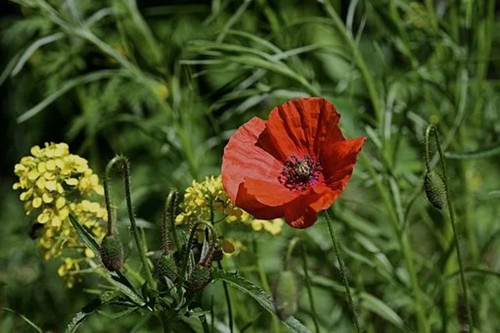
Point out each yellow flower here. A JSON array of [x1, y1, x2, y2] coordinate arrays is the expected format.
[[176, 175, 250, 225], [222, 238, 244, 256], [13, 142, 106, 287], [176, 175, 284, 257]]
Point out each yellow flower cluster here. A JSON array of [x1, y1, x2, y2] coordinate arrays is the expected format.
[[175, 175, 251, 225], [251, 218, 284, 236], [175, 175, 284, 243], [13, 143, 106, 286]]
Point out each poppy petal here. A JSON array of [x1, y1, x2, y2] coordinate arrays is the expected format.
[[222, 117, 283, 202], [308, 184, 340, 212], [257, 98, 344, 162], [283, 198, 318, 228], [235, 182, 284, 219], [243, 177, 301, 206], [321, 137, 365, 189]]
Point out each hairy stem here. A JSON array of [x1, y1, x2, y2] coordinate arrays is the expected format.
[[325, 211, 360, 333], [425, 125, 473, 332]]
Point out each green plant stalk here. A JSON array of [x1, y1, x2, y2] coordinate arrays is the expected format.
[[252, 237, 281, 333], [300, 242, 321, 333], [360, 152, 430, 333], [325, 211, 360, 333], [320, 0, 383, 126], [442, 217, 457, 331], [103, 159, 116, 236], [425, 125, 473, 332], [209, 202, 233, 333], [162, 190, 180, 252], [283, 237, 320, 332], [106, 155, 155, 289]]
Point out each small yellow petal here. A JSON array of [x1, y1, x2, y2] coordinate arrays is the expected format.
[[30, 145, 41, 157], [20, 190, 32, 201], [84, 248, 95, 258], [27, 170, 39, 181], [55, 197, 66, 209], [65, 178, 78, 186], [32, 197, 42, 208], [52, 216, 61, 227], [37, 162, 46, 173], [42, 193, 53, 203], [45, 180, 57, 191], [46, 160, 56, 171]]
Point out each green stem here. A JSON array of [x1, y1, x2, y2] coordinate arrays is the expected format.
[[360, 152, 429, 333], [320, 0, 383, 125], [106, 155, 155, 289], [425, 125, 473, 332], [325, 211, 360, 333], [162, 190, 180, 253], [180, 221, 216, 282], [252, 237, 281, 333], [218, 260, 234, 333], [209, 198, 234, 333], [300, 242, 321, 333], [283, 237, 320, 332], [103, 159, 115, 236]]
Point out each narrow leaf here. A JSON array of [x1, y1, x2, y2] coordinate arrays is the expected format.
[[359, 292, 404, 328], [0, 307, 43, 333], [211, 269, 311, 333], [445, 144, 500, 159], [68, 214, 101, 257]]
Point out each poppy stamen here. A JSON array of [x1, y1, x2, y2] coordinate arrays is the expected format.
[[278, 155, 322, 191]]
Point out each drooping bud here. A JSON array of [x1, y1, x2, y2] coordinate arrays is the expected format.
[[424, 171, 447, 210], [100, 234, 124, 271], [186, 266, 212, 295], [273, 270, 299, 319]]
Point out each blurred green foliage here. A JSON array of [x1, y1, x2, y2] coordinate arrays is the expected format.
[[1, 0, 499, 332]]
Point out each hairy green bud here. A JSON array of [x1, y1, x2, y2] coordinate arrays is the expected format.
[[100, 234, 124, 272], [273, 270, 299, 319], [424, 171, 447, 210], [155, 255, 177, 284], [186, 266, 212, 295]]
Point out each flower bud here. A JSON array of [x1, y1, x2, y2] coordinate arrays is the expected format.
[[100, 234, 124, 271], [424, 171, 447, 210], [273, 270, 299, 319], [186, 266, 212, 295], [155, 255, 177, 284]]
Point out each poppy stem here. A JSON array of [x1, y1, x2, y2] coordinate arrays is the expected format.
[[162, 190, 180, 253], [209, 200, 234, 333], [252, 236, 281, 333], [300, 241, 321, 333], [105, 155, 155, 289], [425, 124, 474, 332], [325, 211, 360, 333], [284, 237, 321, 332]]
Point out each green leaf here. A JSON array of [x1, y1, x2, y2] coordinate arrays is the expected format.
[[16, 70, 125, 123], [211, 269, 311, 333], [445, 144, 500, 159], [0, 307, 43, 333], [359, 292, 404, 329], [65, 311, 87, 333], [110, 271, 146, 306], [68, 214, 101, 258]]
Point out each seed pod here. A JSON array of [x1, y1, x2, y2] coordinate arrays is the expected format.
[[273, 270, 299, 319], [100, 234, 124, 272], [186, 266, 212, 295], [424, 171, 447, 210]]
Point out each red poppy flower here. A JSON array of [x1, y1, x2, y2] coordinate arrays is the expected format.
[[221, 97, 365, 228]]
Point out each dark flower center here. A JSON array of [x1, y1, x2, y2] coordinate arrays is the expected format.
[[278, 155, 322, 191]]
